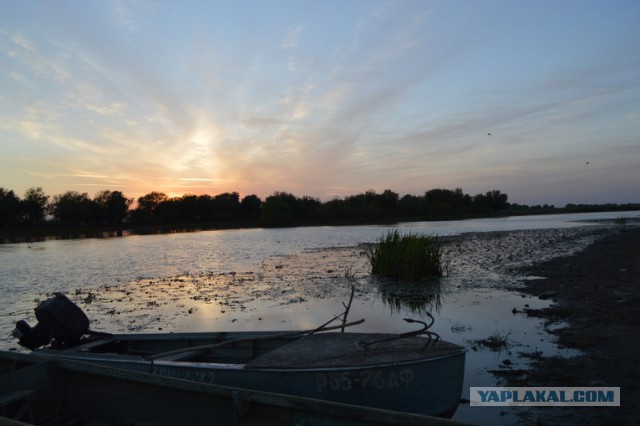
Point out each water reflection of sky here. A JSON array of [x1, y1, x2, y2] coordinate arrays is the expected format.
[[96, 260, 578, 426], [1, 211, 637, 425]]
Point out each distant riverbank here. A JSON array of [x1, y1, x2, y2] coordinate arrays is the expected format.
[[3, 206, 639, 244]]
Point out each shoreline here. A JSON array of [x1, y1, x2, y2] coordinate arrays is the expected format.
[[500, 226, 640, 424], [2, 209, 638, 245]]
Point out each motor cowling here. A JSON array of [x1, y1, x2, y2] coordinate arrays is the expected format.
[[13, 294, 90, 350]]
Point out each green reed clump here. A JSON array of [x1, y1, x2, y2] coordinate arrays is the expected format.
[[368, 230, 444, 280]]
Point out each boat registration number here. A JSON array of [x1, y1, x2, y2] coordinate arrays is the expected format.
[[315, 368, 415, 392], [153, 366, 216, 383]]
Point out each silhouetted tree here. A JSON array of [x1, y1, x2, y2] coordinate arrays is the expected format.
[[451, 188, 473, 213], [176, 194, 200, 223], [424, 188, 461, 215], [94, 190, 132, 225], [137, 192, 168, 212], [377, 189, 399, 217], [507, 203, 531, 211], [397, 194, 422, 217], [212, 192, 241, 222], [131, 192, 168, 225], [154, 198, 181, 224], [0, 188, 21, 227], [344, 191, 377, 221], [261, 192, 298, 227], [240, 195, 262, 222], [197, 195, 215, 222], [485, 189, 509, 212], [297, 196, 322, 223], [21, 187, 49, 225], [321, 198, 348, 223], [49, 191, 96, 226], [340, 189, 400, 221], [472, 193, 490, 213]]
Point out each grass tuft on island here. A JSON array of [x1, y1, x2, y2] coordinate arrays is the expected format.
[[368, 230, 444, 281]]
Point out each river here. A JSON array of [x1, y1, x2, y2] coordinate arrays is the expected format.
[[1, 210, 638, 424]]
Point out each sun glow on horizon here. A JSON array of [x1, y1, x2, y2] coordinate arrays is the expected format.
[[1, 1, 639, 206]]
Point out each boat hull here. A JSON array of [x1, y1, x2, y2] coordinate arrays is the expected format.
[[152, 352, 465, 417], [0, 354, 467, 426], [30, 331, 465, 417]]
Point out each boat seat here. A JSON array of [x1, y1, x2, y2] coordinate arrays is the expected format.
[[152, 349, 208, 362], [246, 332, 462, 369], [75, 338, 115, 352]]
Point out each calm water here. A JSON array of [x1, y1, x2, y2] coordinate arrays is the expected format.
[[1, 210, 638, 425]]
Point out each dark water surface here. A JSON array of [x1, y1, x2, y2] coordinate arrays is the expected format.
[[1, 211, 638, 424]]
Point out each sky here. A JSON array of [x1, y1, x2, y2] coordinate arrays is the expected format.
[[1, 1, 639, 207]]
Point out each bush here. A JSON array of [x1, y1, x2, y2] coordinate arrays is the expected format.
[[368, 230, 444, 280]]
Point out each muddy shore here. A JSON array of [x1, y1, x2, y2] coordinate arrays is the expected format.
[[501, 226, 640, 424]]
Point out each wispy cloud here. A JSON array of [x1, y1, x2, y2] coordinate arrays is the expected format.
[[281, 25, 304, 49], [1, 1, 638, 205], [110, 0, 136, 31]]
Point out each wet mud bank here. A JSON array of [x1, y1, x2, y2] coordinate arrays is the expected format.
[[500, 226, 640, 425]]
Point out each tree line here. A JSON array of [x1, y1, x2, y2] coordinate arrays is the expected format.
[[0, 187, 131, 228], [1, 186, 637, 231]]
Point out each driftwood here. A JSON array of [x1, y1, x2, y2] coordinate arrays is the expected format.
[[341, 286, 356, 333]]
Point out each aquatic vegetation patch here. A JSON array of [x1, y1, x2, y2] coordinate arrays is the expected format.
[[471, 330, 512, 352], [368, 230, 444, 280]]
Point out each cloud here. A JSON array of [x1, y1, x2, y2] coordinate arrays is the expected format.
[[281, 25, 304, 49], [2, 2, 639, 205], [110, 0, 136, 31], [109, 0, 159, 32], [9, 34, 36, 52]]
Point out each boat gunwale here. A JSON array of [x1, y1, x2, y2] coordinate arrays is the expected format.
[[32, 346, 465, 372]]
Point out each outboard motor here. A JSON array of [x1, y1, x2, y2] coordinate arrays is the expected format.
[[13, 293, 90, 350]]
